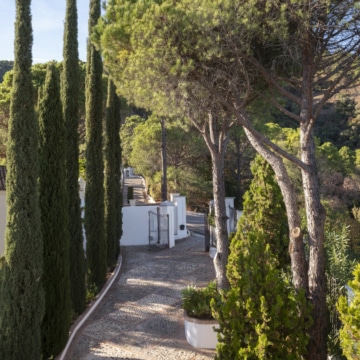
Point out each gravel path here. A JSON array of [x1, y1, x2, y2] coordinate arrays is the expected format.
[[64, 235, 216, 360]]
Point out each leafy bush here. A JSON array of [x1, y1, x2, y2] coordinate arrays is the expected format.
[[213, 232, 312, 360], [337, 264, 360, 359], [182, 281, 218, 320], [325, 225, 356, 358], [212, 155, 311, 359]]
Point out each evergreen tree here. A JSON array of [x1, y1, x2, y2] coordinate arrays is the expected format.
[[0, 0, 44, 358], [62, 0, 86, 315], [212, 154, 311, 359], [85, 0, 106, 291], [231, 154, 290, 270], [214, 232, 311, 359], [337, 264, 360, 359], [113, 92, 122, 257], [104, 78, 121, 266], [38, 63, 71, 359]]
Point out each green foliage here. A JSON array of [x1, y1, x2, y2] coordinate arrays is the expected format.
[[0, 0, 44, 358], [235, 154, 290, 269], [121, 114, 213, 210], [318, 142, 356, 176], [38, 63, 71, 359], [337, 263, 360, 359], [62, 0, 86, 316], [212, 154, 311, 359], [104, 78, 121, 267], [182, 281, 218, 320], [315, 94, 360, 149], [120, 115, 146, 166], [0, 61, 13, 82], [213, 232, 311, 360], [325, 226, 356, 287], [85, 0, 106, 291], [113, 93, 122, 256], [129, 115, 162, 177], [325, 225, 357, 358], [336, 95, 357, 121]]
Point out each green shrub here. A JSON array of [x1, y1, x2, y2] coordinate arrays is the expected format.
[[212, 155, 312, 359], [182, 281, 218, 320], [337, 263, 360, 359], [213, 232, 312, 359]]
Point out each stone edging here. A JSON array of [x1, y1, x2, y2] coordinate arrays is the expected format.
[[58, 255, 123, 360]]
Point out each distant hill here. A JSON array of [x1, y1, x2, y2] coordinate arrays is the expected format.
[[0, 61, 14, 82]]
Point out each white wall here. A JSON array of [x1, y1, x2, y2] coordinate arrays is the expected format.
[[121, 204, 164, 246], [0, 192, 6, 256], [120, 198, 188, 248], [172, 195, 187, 239]]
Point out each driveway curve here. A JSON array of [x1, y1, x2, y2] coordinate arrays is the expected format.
[[64, 235, 216, 360]]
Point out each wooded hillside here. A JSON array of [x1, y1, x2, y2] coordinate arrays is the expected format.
[[0, 61, 13, 82]]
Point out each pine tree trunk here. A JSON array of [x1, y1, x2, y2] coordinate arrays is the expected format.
[[199, 111, 231, 291], [234, 136, 242, 205], [211, 151, 230, 291], [243, 127, 309, 291], [300, 124, 327, 360]]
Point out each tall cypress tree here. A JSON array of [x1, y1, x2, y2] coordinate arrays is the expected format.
[[62, 0, 86, 315], [104, 78, 118, 267], [113, 91, 122, 258], [85, 0, 106, 290], [0, 0, 44, 359], [38, 63, 71, 359]]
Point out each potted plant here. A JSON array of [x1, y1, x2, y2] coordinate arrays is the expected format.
[[182, 281, 219, 349]]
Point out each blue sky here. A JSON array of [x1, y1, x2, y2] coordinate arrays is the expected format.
[[0, 0, 91, 63]]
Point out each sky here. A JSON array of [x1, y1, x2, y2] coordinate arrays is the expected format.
[[0, 0, 92, 64]]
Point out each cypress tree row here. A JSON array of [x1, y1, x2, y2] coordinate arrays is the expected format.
[[62, 0, 86, 315], [113, 91, 122, 258], [38, 63, 71, 359], [0, 0, 44, 358], [85, 0, 106, 291], [104, 78, 119, 267]]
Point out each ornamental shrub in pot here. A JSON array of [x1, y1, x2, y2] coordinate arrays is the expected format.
[[182, 281, 219, 348]]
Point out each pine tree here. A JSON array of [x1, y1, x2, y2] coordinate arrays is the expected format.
[[212, 154, 311, 359], [0, 0, 44, 358], [337, 264, 360, 359], [38, 63, 71, 359], [104, 78, 120, 267], [85, 0, 106, 291], [62, 0, 86, 315]]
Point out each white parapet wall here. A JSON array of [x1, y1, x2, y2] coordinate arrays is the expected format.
[[121, 203, 175, 247], [121, 194, 188, 247], [121, 204, 159, 246]]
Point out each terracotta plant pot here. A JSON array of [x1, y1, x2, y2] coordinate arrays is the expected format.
[[184, 311, 219, 349]]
